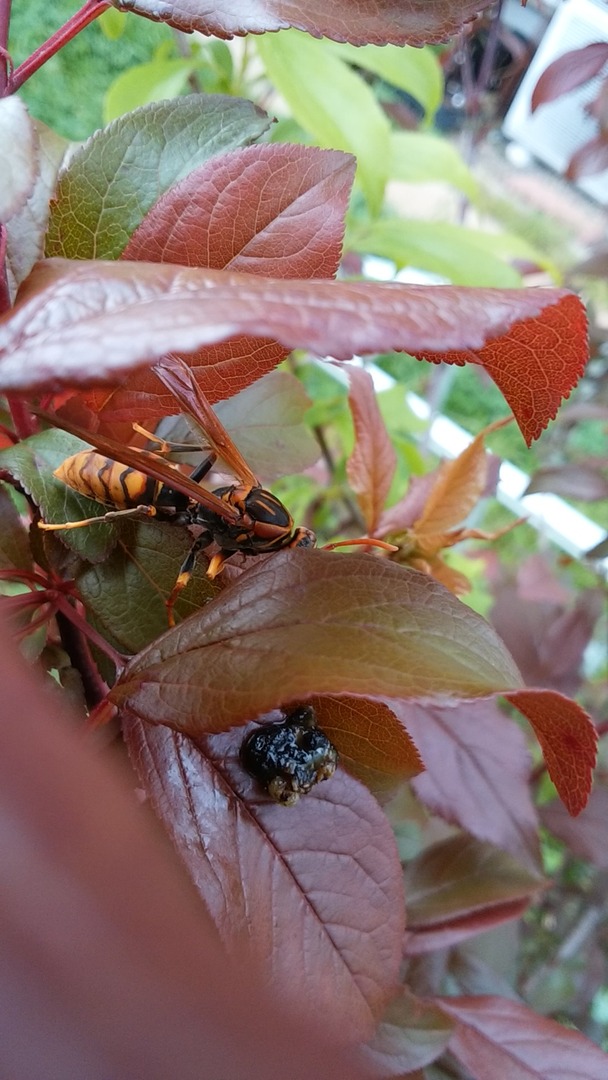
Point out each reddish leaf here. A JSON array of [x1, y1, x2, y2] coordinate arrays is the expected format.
[[123, 715, 405, 1041], [491, 578, 603, 696], [45, 95, 272, 262], [505, 689, 597, 816], [377, 473, 437, 535], [364, 988, 454, 1075], [95, 144, 353, 419], [438, 995, 608, 1079], [566, 132, 608, 181], [403, 699, 540, 870], [110, 550, 523, 740], [346, 366, 397, 533], [0, 259, 587, 443], [421, 293, 588, 445], [404, 836, 543, 934], [116, 0, 492, 46], [405, 898, 532, 955], [0, 619, 366, 1080], [310, 695, 424, 789], [531, 42, 608, 112], [540, 784, 608, 868], [525, 463, 608, 501]]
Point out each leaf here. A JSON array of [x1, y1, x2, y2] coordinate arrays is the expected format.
[[214, 370, 320, 481], [5, 119, 68, 297], [110, 550, 523, 739], [87, 143, 354, 420], [438, 995, 608, 1079], [0, 619, 366, 1080], [403, 699, 540, 871], [256, 32, 390, 214], [0, 97, 38, 222], [531, 42, 608, 112], [0, 258, 587, 443], [0, 485, 33, 573], [525, 463, 608, 501], [364, 988, 454, 1076], [413, 418, 511, 539], [122, 715, 405, 1041], [310, 696, 424, 791], [540, 784, 608, 868], [390, 130, 479, 199], [0, 430, 120, 562], [348, 219, 524, 287], [103, 57, 198, 122], [491, 580, 603, 697], [346, 366, 397, 533], [45, 95, 271, 260], [112, 0, 490, 46], [76, 519, 218, 654], [429, 292, 588, 445], [566, 132, 608, 181], [404, 836, 543, 933], [328, 43, 444, 120], [505, 689, 597, 816]]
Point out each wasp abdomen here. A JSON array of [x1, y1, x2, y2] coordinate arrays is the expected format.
[[55, 452, 161, 510]]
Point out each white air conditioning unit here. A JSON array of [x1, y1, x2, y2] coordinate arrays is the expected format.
[[503, 0, 608, 204]]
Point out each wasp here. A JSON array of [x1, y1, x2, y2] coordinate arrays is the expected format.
[[38, 358, 315, 624]]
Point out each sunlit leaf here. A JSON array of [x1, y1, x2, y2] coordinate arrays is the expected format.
[[0, 97, 38, 224], [123, 715, 405, 1041], [390, 131, 478, 198], [506, 689, 597, 816], [328, 43, 444, 120], [256, 32, 390, 213]]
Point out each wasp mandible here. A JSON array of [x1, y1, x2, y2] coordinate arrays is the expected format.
[[38, 358, 315, 624]]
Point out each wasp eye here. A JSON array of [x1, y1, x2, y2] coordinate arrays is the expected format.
[[240, 706, 338, 805]]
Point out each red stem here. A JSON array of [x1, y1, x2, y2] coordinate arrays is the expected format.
[[0, 1, 10, 95], [6, 394, 35, 439], [7, 0, 110, 94], [53, 592, 125, 675]]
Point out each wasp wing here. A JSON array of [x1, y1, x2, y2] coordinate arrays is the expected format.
[[34, 406, 241, 524], [153, 357, 259, 489]]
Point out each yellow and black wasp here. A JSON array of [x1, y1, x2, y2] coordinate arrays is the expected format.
[[38, 357, 315, 624]]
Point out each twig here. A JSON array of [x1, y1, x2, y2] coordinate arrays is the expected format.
[[8, 0, 110, 93]]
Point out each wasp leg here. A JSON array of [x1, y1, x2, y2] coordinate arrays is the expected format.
[[166, 531, 213, 627], [131, 423, 212, 458], [205, 550, 233, 580], [39, 505, 159, 531]]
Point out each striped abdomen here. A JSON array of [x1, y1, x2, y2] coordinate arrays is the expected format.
[[54, 451, 162, 510]]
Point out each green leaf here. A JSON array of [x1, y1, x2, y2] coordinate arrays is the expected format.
[[98, 7, 127, 40], [110, 549, 523, 738], [103, 59, 197, 123], [348, 218, 524, 287], [0, 483, 32, 572], [45, 95, 271, 260], [327, 42, 444, 122], [390, 130, 479, 199], [256, 31, 390, 214], [77, 519, 218, 655], [0, 431, 119, 561]]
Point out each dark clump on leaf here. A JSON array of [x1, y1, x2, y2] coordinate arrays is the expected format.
[[240, 705, 338, 806]]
